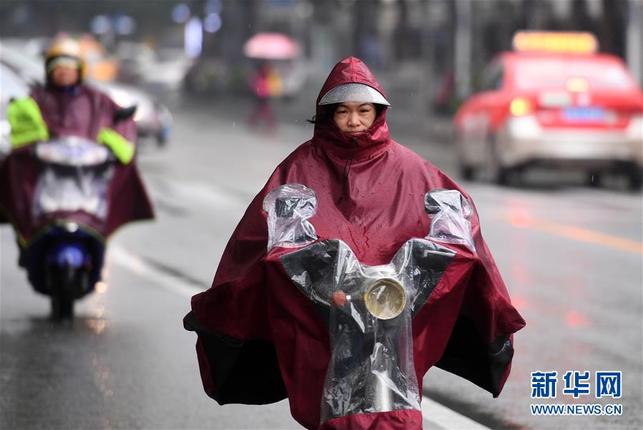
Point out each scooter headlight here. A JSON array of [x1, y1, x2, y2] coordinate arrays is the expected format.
[[364, 278, 406, 320]]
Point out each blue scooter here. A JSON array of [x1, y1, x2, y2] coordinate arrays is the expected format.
[[23, 135, 115, 319]]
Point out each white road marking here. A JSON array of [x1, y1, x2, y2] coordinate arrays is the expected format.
[[108, 245, 203, 298], [108, 245, 493, 430], [150, 178, 251, 211]]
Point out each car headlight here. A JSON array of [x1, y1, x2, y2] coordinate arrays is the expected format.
[[506, 115, 541, 139], [134, 99, 154, 122], [0, 120, 10, 155], [510, 97, 533, 116], [628, 115, 643, 139], [0, 119, 10, 136], [108, 89, 134, 108], [134, 107, 144, 122]]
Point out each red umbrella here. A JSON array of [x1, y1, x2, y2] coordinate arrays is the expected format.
[[243, 32, 300, 60]]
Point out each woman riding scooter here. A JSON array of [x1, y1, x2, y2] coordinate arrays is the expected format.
[[0, 36, 154, 319], [184, 57, 525, 429]]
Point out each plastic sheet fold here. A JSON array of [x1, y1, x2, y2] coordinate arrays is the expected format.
[[264, 185, 479, 424], [425, 189, 475, 252], [280, 239, 454, 422], [263, 183, 318, 250]]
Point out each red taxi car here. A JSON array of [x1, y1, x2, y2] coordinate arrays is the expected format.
[[454, 32, 643, 190]]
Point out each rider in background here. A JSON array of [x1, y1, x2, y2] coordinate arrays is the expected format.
[[9, 36, 136, 163], [1, 35, 154, 264]]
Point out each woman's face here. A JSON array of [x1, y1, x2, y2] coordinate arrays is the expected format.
[[50, 65, 79, 87], [333, 102, 376, 134]]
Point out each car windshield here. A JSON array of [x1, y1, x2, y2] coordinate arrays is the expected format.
[[512, 56, 636, 91]]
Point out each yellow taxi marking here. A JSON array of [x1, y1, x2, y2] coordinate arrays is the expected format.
[[504, 213, 643, 255]]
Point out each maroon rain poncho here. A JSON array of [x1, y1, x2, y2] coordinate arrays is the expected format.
[[184, 57, 525, 429], [0, 83, 154, 244]]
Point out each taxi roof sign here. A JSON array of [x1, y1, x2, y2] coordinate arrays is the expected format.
[[512, 31, 598, 54]]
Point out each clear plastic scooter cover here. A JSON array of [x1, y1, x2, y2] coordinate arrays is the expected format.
[[33, 137, 113, 220], [263, 183, 318, 250], [425, 189, 475, 252], [280, 238, 455, 422]]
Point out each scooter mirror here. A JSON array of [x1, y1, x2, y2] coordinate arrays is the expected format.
[[113, 105, 137, 123]]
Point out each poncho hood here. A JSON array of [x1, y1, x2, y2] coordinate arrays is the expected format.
[[313, 57, 391, 161]]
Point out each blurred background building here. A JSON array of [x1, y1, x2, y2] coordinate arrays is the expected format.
[[0, 0, 641, 115]]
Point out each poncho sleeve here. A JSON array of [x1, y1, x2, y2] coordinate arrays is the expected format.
[[184, 175, 288, 405], [430, 169, 525, 396]]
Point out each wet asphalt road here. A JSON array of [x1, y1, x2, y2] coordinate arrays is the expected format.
[[1, 99, 642, 429]]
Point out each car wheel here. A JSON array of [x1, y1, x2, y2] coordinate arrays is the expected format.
[[495, 166, 512, 186], [460, 164, 476, 181], [454, 130, 475, 181], [487, 134, 511, 186], [626, 166, 642, 192], [586, 171, 602, 188]]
